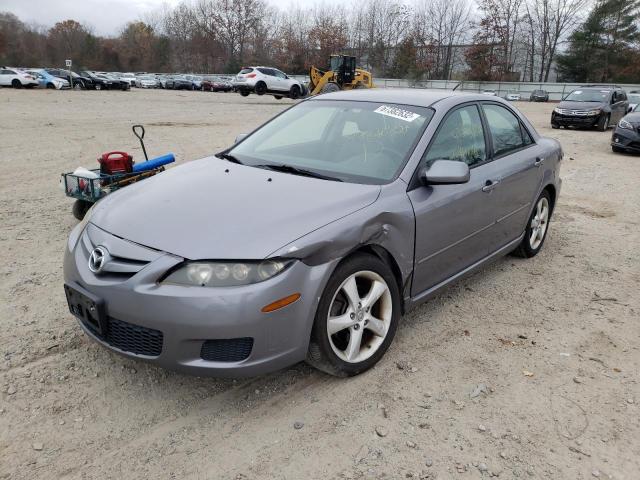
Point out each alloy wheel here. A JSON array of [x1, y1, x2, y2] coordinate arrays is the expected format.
[[529, 197, 549, 250], [326, 271, 392, 363]]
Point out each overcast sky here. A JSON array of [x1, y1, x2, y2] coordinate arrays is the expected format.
[[2, 0, 297, 36]]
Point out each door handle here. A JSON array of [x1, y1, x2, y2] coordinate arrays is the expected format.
[[482, 180, 499, 192], [534, 157, 544, 167]]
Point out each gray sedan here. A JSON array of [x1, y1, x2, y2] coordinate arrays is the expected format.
[[63, 89, 562, 377]]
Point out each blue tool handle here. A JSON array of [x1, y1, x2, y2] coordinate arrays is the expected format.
[[132, 153, 175, 172]]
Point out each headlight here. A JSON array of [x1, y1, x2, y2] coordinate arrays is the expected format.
[[553, 107, 562, 114], [618, 118, 633, 130], [162, 259, 294, 287], [587, 109, 601, 116]]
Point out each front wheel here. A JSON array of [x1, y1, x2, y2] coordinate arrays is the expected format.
[[612, 145, 625, 153], [289, 85, 301, 99], [240, 90, 250, 97], [306, 254, 400, 377], [95, 84, 102, 91], [12, 79, 22, 88], [274, 95, 283, 100], [513, 191, 551, 258], [596, 114, 610, 132], [72, 200, 92, 221]]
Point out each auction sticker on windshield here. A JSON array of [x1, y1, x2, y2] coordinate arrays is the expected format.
[[374, 105, 421, 122]]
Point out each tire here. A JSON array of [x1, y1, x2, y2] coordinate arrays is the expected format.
[[46, 83, 55, 89], [95, 84, 102, 91], [289, 84, 301, 99], [254, 81, 267, 95], [72, 200, 92, 221], [596, 114, 610, 132], [240, 90, 250, 97], [320, 82, 340, 94], [306, 253, 400, 377], [74, 81, 84, 90], [12, 79, 22, 89], [274, 95, 283, 100], [513, 190, 552, 258]]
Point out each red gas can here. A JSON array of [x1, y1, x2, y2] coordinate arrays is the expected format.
[[99, 151, 133, 175]]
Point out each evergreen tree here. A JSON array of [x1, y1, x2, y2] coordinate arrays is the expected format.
[[557, 0, 640, 82]]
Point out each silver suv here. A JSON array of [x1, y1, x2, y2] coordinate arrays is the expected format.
[[233, 66, 304, 99]]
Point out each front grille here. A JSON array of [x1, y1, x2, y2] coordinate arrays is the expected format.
[[556, 108, 593, 116], [200, 338, 253, 362], [105, 317, 163, 356]]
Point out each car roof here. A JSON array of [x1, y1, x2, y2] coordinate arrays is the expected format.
[[308, 88, 490, 108]]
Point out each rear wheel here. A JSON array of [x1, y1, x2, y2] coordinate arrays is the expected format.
[[596, 114, 610, 132], [12, 79, 22, 88], [306, 253, 400, 377], [240, 90, 250, 97], [289, 84, 301, 99], [254, 81, 267, 95], [274, 95, 283, 100], [320, 82, 340, 94], [513, 191, 551, 258]]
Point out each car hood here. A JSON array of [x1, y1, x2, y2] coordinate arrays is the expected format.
[[557, 100, 606, 110], [89, 158, 381, 260], [622, 112, 640, 125]]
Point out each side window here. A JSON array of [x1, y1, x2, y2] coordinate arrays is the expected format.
[[423, 105, 486, 168], [274, 70, 287, 79], [482, 104, 528, 156]]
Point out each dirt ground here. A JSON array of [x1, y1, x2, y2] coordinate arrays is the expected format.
[[0, 88, 638, 480]]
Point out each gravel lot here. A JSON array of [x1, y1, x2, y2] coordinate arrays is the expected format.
[[1, 89, 638, 480]]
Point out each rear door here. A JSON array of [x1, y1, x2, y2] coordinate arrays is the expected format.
[[408, 103, 499, 295], [479, 102, 544, 249]]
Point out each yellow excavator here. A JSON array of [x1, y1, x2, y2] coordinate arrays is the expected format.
[[308, 55, 374, 96]]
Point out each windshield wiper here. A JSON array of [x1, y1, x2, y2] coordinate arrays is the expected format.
[[216, 152, 243, 164], [254, 164, 342, 182]]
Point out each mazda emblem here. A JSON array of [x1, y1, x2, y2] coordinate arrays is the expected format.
[[88, 246, 109, 274]]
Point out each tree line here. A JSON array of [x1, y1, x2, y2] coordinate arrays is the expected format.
[[0, 0, 638, 83]]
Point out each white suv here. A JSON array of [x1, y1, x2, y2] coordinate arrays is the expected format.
[[0, 67, 39, 88], [234, 67, 304, 99]]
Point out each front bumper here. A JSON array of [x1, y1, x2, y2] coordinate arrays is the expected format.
[[611, 127, 640, 152], [551, 112, 601, 128], [63, 223, 336, 377]]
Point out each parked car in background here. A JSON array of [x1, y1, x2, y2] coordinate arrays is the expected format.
[[234, 66, 304, 99], [114, 72, 137, 87], [167, 76, 193, 90], [102, 73, 131, 91], [627, 91, 640, 112], [481, 89, 497, 96], [202, 76, 234, 92], [530, 89, 549, 102], [64, 89, 562, 377], [551, 86, 628, 131], [79, 71, 112, 90], [158, 75, 171, 89], [185, 75, 203, 90], [26, 69, 69, 89], [45, 69, 92, 89], [506, 91, 521, 101], [0, 67, 38, 88], [611, 104, 640, 154], [135, 75, 159, 88]]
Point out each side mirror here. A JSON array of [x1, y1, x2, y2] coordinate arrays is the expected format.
[[234, 133, 248, 144], [422, 160, 470, 185]]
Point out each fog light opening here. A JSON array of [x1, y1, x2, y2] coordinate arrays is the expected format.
[[261, 293, 301, 313]]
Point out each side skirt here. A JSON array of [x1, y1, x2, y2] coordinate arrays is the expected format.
[[404, 234, 524, 312]]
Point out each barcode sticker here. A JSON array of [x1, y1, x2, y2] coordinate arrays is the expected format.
[[374, 105, 421, 122]]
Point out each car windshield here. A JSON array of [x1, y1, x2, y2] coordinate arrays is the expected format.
[[228, 100, 433, 184], [565, 89, 609, 102], [533, 90, 545, 94]]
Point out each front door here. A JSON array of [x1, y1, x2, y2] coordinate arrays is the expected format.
[[408, 104, 499, 296], [479, 103, 544, 248]]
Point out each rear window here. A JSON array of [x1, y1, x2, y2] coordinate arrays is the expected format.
[[239, 68, 253, 74]]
